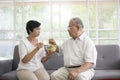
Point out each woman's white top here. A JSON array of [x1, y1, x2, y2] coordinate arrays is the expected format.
[[17, 38, 46, 72]]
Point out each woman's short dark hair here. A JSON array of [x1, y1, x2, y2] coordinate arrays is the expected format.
[[26, 20, 41, 34]]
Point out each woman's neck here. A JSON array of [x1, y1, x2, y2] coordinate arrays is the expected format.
[[27, 35, 37, 43], [27, 35, 36, 41], [27, 35, 38, 46]]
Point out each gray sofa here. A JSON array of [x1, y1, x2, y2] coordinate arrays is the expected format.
[[0, 44, 120, 80]]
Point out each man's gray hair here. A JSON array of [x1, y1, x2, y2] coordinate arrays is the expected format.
[[72, 17, 84, 28]]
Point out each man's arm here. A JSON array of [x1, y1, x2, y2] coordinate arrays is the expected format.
[[68, 62, 93, 80], [76, 62, 93, 73], [54, 45, 59, 52]]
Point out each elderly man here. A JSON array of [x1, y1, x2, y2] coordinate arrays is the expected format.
[[49, 17, 97, 80]]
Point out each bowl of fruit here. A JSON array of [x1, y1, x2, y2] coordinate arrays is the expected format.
[[46, 44, 57, 52]]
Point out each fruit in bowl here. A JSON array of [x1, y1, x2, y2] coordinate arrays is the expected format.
[[47, 44, 57, 52]]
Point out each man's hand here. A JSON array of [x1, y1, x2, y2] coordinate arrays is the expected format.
[[48, 38, 60, 52], [49, 39, 56, 45], [68, 62, 93, 80], [68, 69, 79, 80]]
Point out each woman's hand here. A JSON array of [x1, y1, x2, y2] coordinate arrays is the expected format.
[[46, 49, 55, 56], [41, 50, 54, 63], [37, 42, 43, 49]]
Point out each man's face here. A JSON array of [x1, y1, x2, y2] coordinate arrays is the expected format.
[[67, 20, 78, 38]]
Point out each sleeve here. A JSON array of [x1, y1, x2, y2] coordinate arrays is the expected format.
[[84, 40, 97, 66], [57, 42, 65, 56], [18, 40, 28, 59], [42, 46, 46, 57], [38, 39, 46, 57]]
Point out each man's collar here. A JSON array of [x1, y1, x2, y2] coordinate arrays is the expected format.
[[78, 32, 85, 41], [71, 32, 85, 41]]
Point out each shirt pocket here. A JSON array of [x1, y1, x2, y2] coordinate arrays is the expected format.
[[74, 47, 84, 59]]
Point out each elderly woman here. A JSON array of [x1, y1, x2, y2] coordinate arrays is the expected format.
[[17, 20, 50, 80]]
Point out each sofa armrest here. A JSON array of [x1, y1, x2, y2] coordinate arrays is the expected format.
[[0, 59, 13, 76]]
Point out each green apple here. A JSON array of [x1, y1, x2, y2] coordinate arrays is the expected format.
[[47, 44, 57, 52]]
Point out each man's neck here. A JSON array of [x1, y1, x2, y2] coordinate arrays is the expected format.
[[78, 31, 84, 37], [72, 32, 84, 40]]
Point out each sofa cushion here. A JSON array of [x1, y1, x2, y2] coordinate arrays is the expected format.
[[1, 71, 18, 80], [47, 70, 55, 74], [95, 45, 120, 70], [0, 59, 12, 76], [43, 53, 64, 70], [93, 70, 120, 79]]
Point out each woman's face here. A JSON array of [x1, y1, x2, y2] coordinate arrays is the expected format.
[[30, 27, 40, 37]]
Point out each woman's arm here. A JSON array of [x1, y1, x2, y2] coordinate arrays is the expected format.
[[22, 42, 43, 63], [41, 54, 50, 63]]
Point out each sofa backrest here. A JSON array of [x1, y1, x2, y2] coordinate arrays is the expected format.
[[43, 53, 64, 70], [12, 44, 120, 70], [12, 45, 20, 70], [95, 44, 120, 70], [12, 45, 64, 70]]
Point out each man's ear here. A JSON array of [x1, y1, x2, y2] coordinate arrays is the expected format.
[[77, 26, 81, 30], [77, 26, 83, 32]]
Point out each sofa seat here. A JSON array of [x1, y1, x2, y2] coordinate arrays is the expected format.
[[47, 70, 55, 74], [0, 70, 55, 80], [1, 71, 18, 80], [93, 70, 120, 79]]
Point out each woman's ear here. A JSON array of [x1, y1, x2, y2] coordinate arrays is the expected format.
[[29, 30, 32, 34]]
